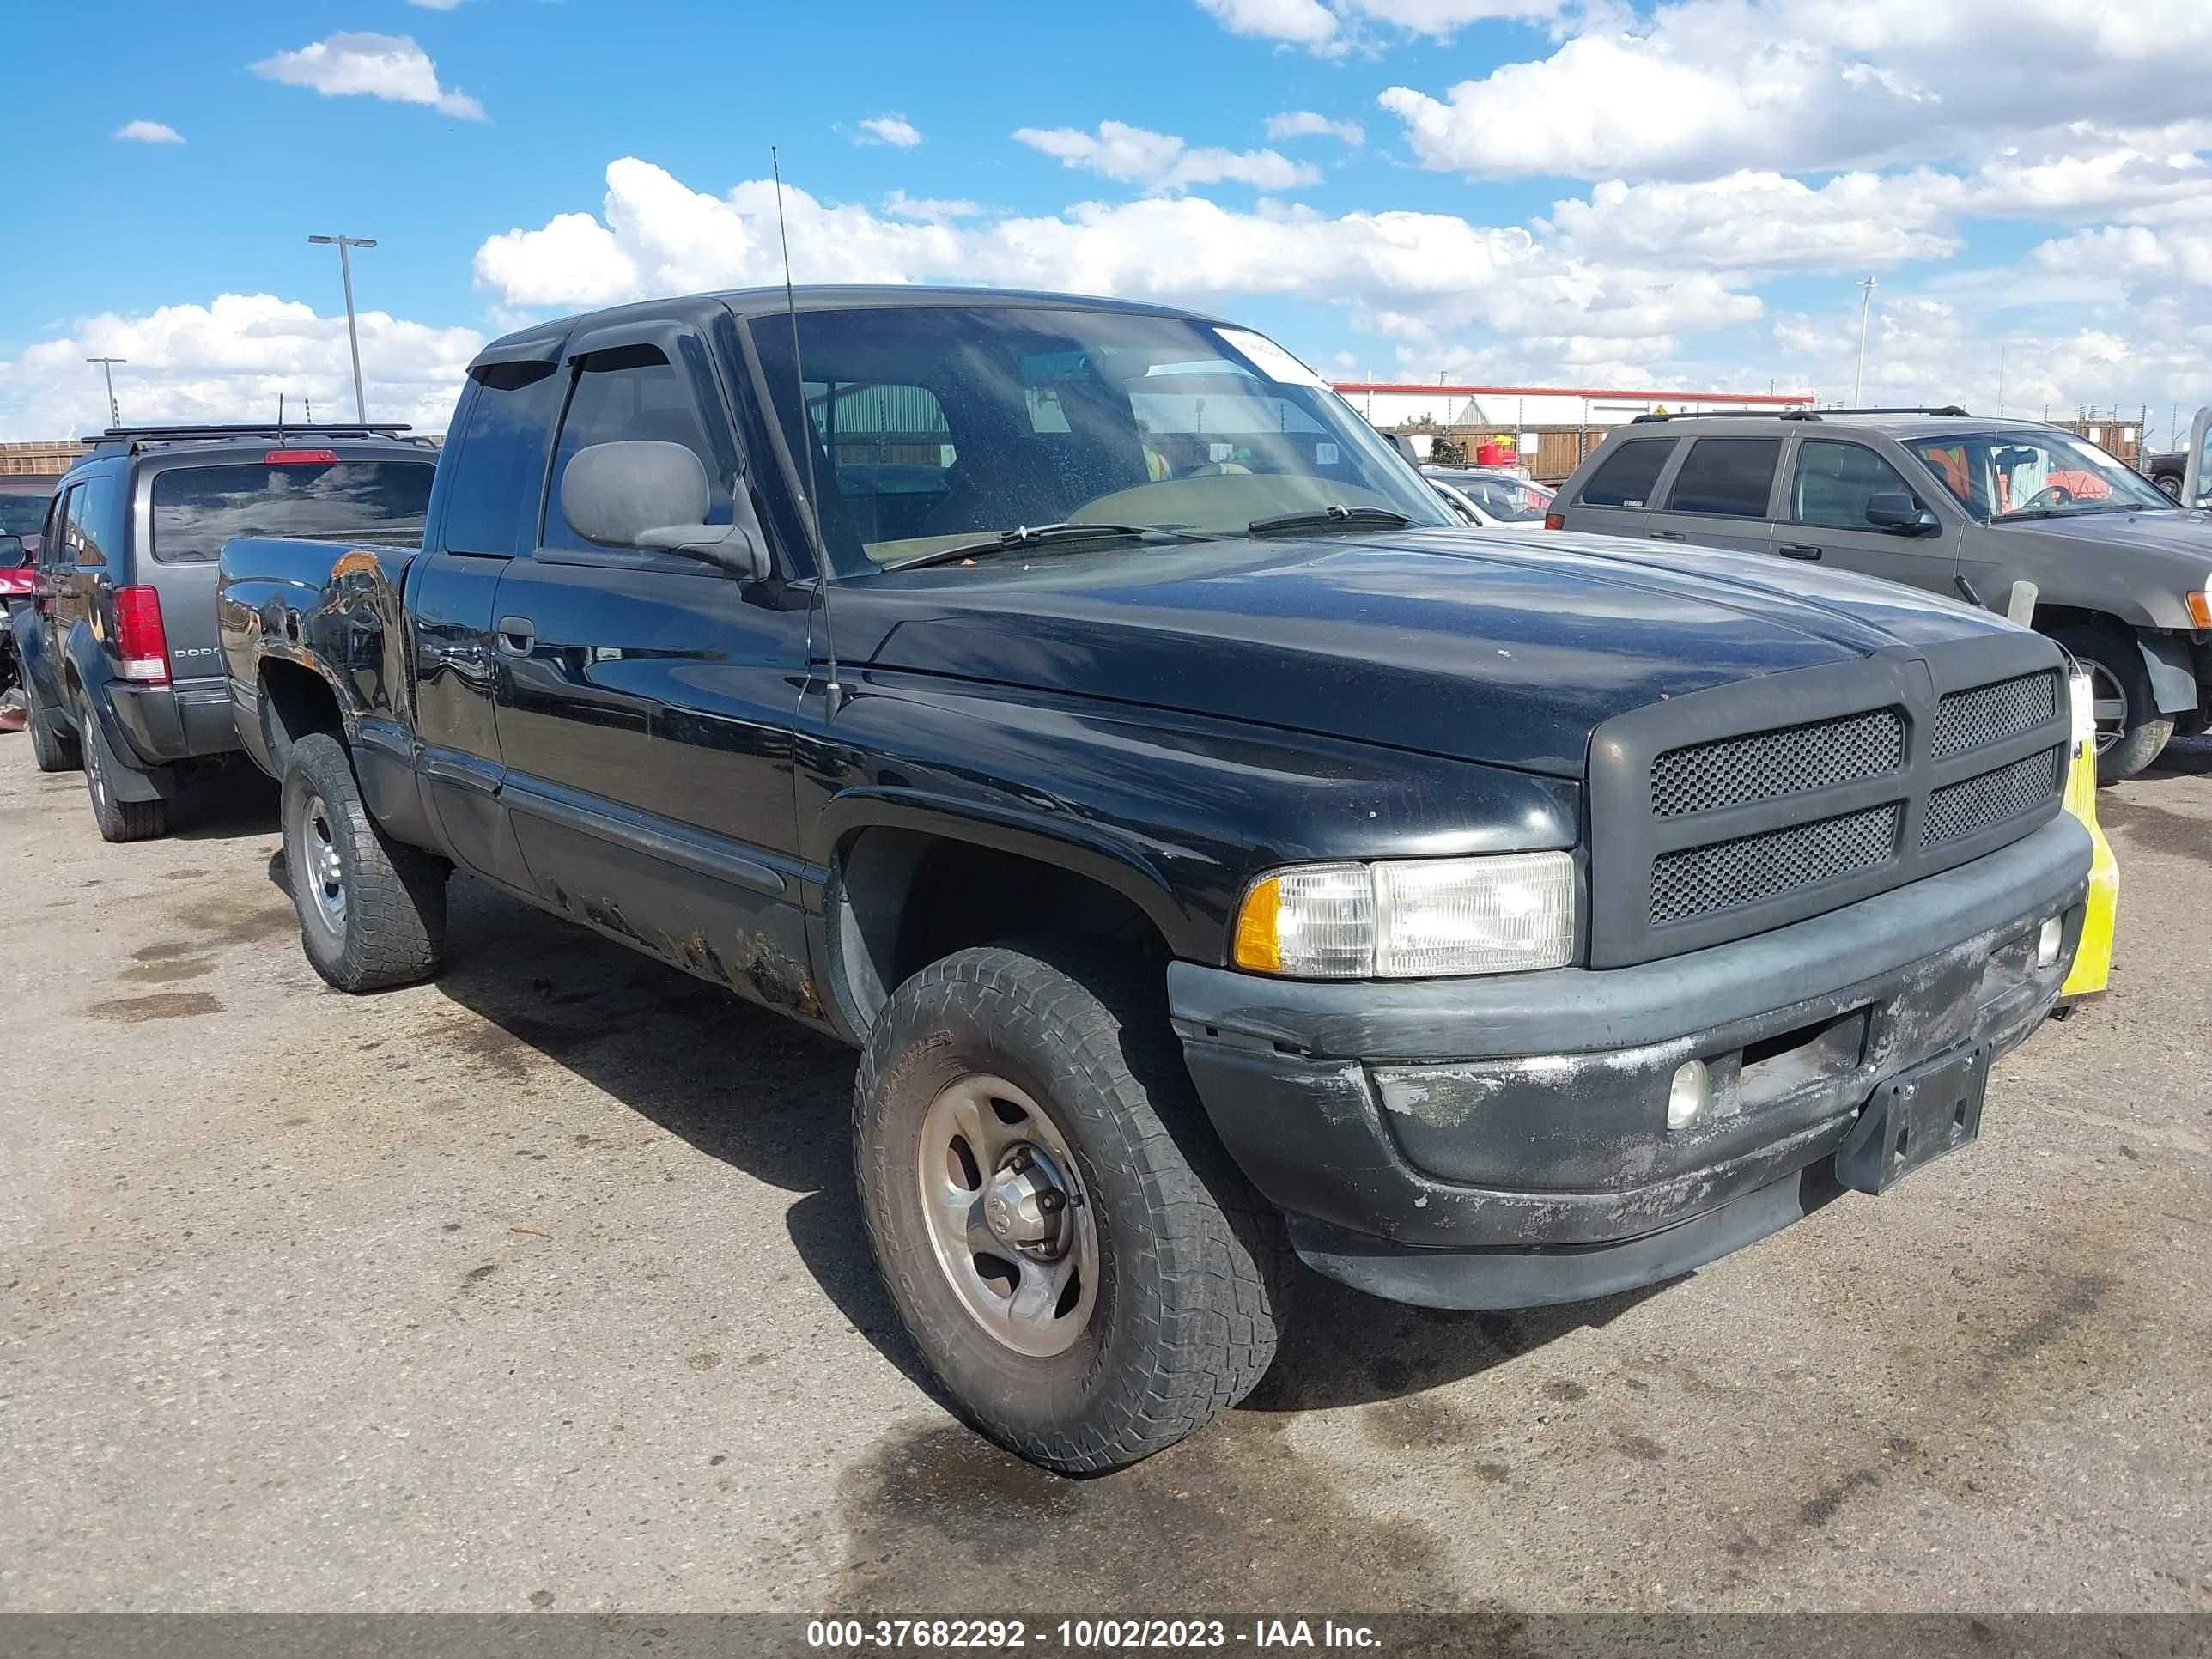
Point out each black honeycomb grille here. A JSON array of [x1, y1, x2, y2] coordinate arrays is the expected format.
[[1923, 746, 2063, 847], [1650, 803, 1903, 926], [1651, 708, 1905, 818], [1932, 672, 2058, 760]]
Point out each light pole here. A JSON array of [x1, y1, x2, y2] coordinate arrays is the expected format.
[[86, 356, 127, 426], [1852, 276, 1878, 406], [308, 234, 377, 423]]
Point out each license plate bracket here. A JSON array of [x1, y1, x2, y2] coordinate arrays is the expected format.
[[1835, 1041, 1990, 1195]]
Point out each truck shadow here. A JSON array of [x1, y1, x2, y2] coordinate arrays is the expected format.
[[167, 766, 279, 841], [413, 870, 1655, 1419]]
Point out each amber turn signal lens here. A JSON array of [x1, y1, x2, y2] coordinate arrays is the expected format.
[[2185, 591, 2212, 629], [1233, 876, 1285, 973]]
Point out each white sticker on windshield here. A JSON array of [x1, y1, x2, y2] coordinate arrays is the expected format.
[[1316, 442, 1340, 465], [1210, 442, 1236, 464], [1215, 327, 1328, 389]]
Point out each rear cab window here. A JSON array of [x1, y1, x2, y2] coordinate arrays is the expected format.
[[1577, 438, 1676, 508], [1662, 438, 1781, 519], [443, 362, 565, 556], [150, 455, 437, 562]]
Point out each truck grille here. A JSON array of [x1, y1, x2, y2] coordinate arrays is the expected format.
[[1931, 671, 2058, 759], [1650, 804, 1901, 926], [1586, 645, 2071, 968], [1923, 747, 2065, 848], [1651, 708, 1905, 817]]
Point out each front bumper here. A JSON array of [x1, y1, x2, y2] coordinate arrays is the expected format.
[[1169, 814, 2092, 1310]]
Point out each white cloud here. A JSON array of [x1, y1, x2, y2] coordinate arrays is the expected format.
[[1195, 0, 1562, 52], [1547, 171, 1968, 273], [252, 33, 485, 121], [2033, 223, 2212, 288], [1379, 0, 2212, 182], [855, 114, 922, 149], [0, 294, 483, 441], [113, 119, 184, 145], [469, 156, 1757, 369], [884, 191, 985, 221], [1013, 121, 1321, 192], [1196, 0, 1342, 48], [1267, 111, 1365, 146]]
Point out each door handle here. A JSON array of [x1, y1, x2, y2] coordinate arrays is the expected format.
[[1649, 530, 1686, 541], [496, 616, 535, 654], [1778, 544, 1824, 561]]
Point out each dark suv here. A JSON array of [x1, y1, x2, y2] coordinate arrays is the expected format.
[[15, 427, 438, 839], [1549, 409, 2212, 779]]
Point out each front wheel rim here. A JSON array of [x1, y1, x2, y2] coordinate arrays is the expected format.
[[915, 1072, 1100, 1358], [301, 793, 348, 933], [2084, 660, 2128, 754]]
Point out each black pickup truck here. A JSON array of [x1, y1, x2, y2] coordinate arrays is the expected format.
[[218, 287, 2091, 1473]]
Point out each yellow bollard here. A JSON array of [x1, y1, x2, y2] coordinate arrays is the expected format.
[[2058, 670, 2118, 1004]]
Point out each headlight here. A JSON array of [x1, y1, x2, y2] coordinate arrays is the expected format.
[[1233, 852, 1576, 979]]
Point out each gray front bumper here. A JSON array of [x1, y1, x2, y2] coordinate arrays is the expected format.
[[1168, 814, 2092, 1307]]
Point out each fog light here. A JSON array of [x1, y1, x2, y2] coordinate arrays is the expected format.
[[1666, 1060, 1710, 1132], [2036, 916, 2063, 969]]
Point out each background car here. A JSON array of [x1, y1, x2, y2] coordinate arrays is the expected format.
[[15, 424, 437, 840], [1425, 465, 1556, 527], [1547, 409, 2212, 780]]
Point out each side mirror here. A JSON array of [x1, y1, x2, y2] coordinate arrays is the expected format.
[[1865, 492, 1938, 534], [0, 533, 25, 569], [560, 440, 768, 580]]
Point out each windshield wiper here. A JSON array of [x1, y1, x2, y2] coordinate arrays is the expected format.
[[887, 521, 1209, 572], [1247, 504, 1413, 538]]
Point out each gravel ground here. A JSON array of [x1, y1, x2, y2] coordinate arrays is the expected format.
[[2, 731, 2208, 1618]]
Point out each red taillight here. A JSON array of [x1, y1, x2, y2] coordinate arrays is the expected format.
[[113, 586, 171, 685], [265, 448, 339, 465], [1543, 511, 1565, 531]]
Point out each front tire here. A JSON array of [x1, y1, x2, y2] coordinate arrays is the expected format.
[[854, 940, 1289, 1474], [282, 732, 447, 992], [2051, 622, 2172, 782]]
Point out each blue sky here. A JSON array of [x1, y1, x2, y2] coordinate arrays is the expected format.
[[3, 0, 2208, 440]]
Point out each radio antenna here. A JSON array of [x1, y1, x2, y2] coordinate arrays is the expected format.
[[771, 145, 842, 714]]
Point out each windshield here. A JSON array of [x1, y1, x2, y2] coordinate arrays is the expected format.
[[1905, 429, 2172, 523], [1431, 471, 1554, 523], [149, 459, 438, 562], [748, 306, 1450, 577]]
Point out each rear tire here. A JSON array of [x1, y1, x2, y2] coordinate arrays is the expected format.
[[282, 731, 447, 992], [79, 694, 167, 842], [2050, 622, 2172, 783], [854, 939, 1290, 1474], [2154, 471, 2182, 502], [26, 675, 79, 774]]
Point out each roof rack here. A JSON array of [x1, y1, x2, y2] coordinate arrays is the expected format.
[[85, 422, 430, 455], [1629, 409, 1823, 423], [1815, 405, 1972, 418]]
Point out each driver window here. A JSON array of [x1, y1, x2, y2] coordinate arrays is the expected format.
[[545, 347, 726, 552], [1791, 442, 1923, 531]]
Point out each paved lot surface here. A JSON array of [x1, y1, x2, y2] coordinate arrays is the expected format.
[[3, 732, 2208, 1617]]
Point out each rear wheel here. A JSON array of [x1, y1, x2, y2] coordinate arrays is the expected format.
[[25, 674, 79, 774], [2154, 471, 2183, 502], [282, 732, 447, 992], [2051, 622, 2172, 782], [854, 939, 1290, 1474], [79, 694, 167, 842]]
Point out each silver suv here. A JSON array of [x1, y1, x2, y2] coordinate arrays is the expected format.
[[1550, 408, 2212, 779]]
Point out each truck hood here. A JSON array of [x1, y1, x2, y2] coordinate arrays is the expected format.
[[833, 528, 2027, 777]]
